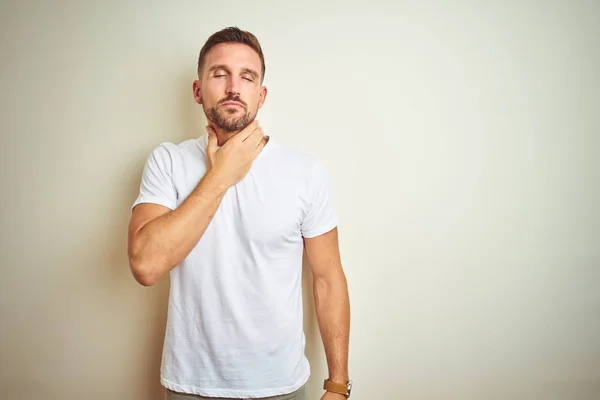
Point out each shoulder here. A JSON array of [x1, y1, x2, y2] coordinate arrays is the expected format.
[[146, 137, 205, 166], [266, 138, 323, 177], [156, 137, 204, 156]]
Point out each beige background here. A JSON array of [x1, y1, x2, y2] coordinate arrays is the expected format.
[[1, 1, 599, 399]]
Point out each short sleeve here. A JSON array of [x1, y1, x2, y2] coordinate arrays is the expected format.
[[301, 162, 339, 238], [132, 144, 177, 211]]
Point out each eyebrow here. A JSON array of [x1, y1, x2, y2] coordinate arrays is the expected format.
[[208, 64, 260, 80]]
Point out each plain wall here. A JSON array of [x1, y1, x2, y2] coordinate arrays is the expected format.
[[1, 1, 599, 399]]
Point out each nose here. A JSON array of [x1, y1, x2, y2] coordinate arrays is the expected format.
[[226, 76, 241, 96]]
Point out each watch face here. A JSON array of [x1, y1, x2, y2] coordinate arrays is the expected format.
[[347, 380, 353, 397]]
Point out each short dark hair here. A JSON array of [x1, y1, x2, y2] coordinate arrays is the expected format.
[[197, 27, 266, 82]]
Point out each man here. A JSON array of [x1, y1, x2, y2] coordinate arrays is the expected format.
[[127, 27, 351, 400]]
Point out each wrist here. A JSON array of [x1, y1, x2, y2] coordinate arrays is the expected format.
[[324, 393, 347, 399], [323, 378, 352, 398], [328, 374, 349, 383], [199, 169, 231, 195]]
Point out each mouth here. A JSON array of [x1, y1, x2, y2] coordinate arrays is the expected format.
[[221, 101, 245, 108]]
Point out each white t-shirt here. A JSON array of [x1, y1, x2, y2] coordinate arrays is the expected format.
[[132, 134, 338, 398]]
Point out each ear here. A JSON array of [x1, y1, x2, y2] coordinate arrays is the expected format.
[[192, 80, 203, 105], [258, 86, 268, 109]]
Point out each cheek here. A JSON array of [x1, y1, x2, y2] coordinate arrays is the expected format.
[[202, 82, 222, 102], [246, 89, 263, 106], [203, 93, 220, 107]]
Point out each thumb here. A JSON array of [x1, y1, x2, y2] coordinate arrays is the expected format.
[[206, 126, 218, 153]]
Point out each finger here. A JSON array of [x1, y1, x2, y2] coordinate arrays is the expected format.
[[239, 120, 260, 142], [253, 135, 270, 155], [240, 121, 264, 146], [247, 126, 266, 148]]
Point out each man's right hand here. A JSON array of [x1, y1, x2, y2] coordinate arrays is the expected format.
[[205, 121, 269, 188]]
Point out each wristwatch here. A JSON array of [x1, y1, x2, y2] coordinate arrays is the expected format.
[[323, 379, 352, 398]]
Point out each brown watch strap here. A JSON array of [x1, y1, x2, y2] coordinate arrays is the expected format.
[[323, 379, 350, 396]]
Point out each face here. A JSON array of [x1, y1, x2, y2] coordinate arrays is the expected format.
[[193, 42, 267, 132]]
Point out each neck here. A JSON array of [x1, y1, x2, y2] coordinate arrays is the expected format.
[[209, 124, 241, 147]]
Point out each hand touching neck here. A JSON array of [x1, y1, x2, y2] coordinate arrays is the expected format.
[[207, 123, 242, 147]]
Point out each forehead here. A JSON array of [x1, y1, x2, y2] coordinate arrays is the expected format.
[[204, 42, 261, 71]]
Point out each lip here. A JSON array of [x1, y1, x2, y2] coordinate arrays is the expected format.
[[221, 101, 244, 108]]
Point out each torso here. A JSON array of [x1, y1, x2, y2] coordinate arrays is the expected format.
[[158, 135, 320, 398]]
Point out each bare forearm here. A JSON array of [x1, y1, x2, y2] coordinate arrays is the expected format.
[[130, 172, 227, 284], [314, 270, 351, 383]]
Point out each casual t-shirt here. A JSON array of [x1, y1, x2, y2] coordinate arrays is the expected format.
[[132, 134, 338, 398]]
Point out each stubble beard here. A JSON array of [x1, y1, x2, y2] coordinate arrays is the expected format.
[[204, 103, 257, 133]]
